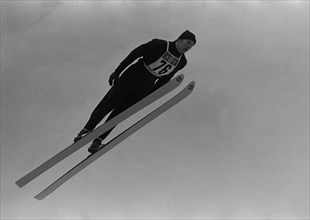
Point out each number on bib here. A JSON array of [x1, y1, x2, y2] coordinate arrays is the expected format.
[[152, 60, 173, 75]]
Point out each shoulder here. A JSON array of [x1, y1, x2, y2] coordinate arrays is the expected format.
[[146, 38, 167, 48], [139, 38, 167, 56], [132, 38, 165, 54]]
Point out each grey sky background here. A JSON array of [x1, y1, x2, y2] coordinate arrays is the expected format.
[[1, 1, 309, 219]]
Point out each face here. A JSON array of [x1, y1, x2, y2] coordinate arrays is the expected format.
[[176, 39, 195, 54]]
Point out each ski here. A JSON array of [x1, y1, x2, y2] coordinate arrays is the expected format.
[[16, 74, 184, 188], [34, 81, 195, 200]]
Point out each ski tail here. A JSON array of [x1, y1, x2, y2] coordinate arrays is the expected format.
[[35, 81, 195, 200]]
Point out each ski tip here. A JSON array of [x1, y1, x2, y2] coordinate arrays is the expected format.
[[176, 74, 184, 82], [187, 81, 195, 90]]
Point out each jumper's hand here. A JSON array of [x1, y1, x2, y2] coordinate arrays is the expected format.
[[109, 72, 120, 86]]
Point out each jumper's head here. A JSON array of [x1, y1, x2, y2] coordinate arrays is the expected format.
[[176, 30, 196, 54]]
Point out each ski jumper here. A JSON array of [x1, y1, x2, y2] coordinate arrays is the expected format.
[[84, 39, 187, 141]]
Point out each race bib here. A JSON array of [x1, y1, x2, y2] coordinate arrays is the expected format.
[[144, 42, 181, 77]]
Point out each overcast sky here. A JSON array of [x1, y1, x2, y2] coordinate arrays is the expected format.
[[1, 1, 309, 219]]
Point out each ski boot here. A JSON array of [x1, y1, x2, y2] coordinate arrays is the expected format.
[[73, 128, 90, 143], [88, 138, 104, 154]]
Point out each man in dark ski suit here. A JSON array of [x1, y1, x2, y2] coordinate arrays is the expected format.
[[74, 30, 196, 153]]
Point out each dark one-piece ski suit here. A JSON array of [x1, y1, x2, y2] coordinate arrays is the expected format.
[[83, 38, 188, 141]]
